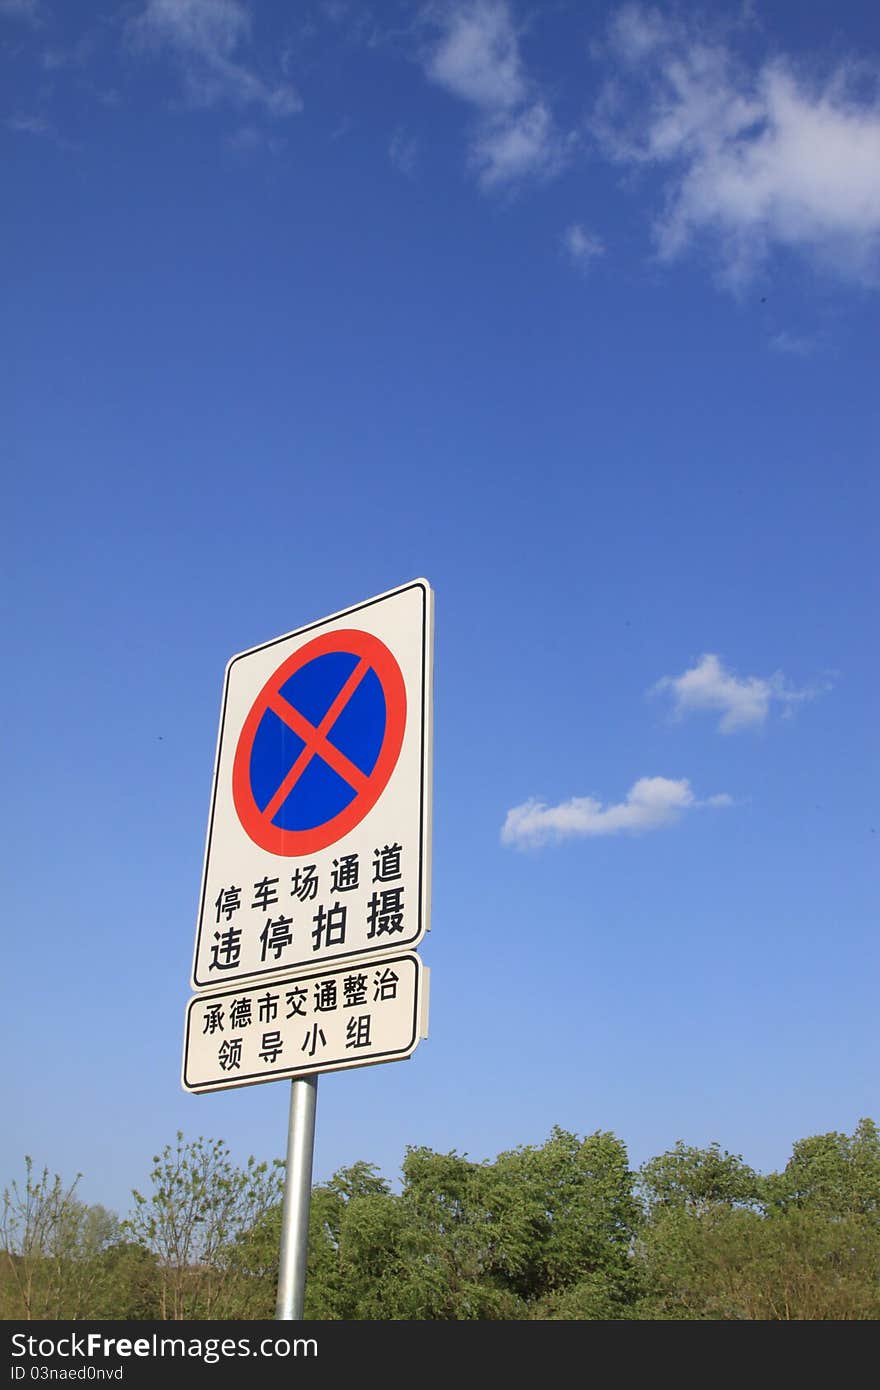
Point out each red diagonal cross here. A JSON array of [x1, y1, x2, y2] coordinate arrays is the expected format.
[[260, 657, 371, 823]]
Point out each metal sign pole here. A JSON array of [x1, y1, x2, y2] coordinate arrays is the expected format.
[[275, 1075, 318, 1320]]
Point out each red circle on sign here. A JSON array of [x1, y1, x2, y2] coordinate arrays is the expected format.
[[232, 628, 406, 856]]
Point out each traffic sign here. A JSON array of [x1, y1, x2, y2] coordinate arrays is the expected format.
[[231, 627, 407, 857], [183, 952, 428, 1093], [191, 580, 433, 989]]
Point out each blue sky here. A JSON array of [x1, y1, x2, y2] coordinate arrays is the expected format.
[[3, 0, 878, 1221]]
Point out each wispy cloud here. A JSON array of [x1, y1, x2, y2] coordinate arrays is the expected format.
[[6, 109, 79, 150], [389, 126, 418, 176], [225, 123, 286, 156], [502, 776, 732, 848], [563, 222, 604, 271], [768, 329, 827, 357], [320, 0, 378, 48], [0, 0, 41, 23], [652, 653, 831, 732], [421, 0, 571, 189], [42, 38, 96, 72], [129, 0, 301, 118], [592, 4, 880, 288], [6, 111, 54, 136]]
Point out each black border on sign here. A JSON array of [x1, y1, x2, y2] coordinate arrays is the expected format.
[[183, 953, 422, 1094], [191, 579, 432, 991]]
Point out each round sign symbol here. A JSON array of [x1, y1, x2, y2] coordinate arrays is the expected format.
[[232, 629, 406, 856]]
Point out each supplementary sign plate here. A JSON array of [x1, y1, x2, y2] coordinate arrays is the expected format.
[[182, 952, 428, 1093]]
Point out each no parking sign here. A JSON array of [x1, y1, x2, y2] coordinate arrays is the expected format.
[[190, 580, 433, 990]]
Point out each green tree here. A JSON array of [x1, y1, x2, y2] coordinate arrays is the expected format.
[[639, 1141, 763, 1217], [635, 1204, 880, 1319], [765, 1118, 880, 1218], [392, 1147, 525, 1318], [635, 1123, 880, 1319], [295, 1128, 641, 1319], [1, 1159, 124, 1319], [89, 1240, 161, 1319], [493, 1127, 642, 1314], [124, 1133, 283, 1319], [306, 1162, 397, 1319]]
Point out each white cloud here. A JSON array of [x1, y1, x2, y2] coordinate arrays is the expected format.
[[563, 222, 604, 269], [469, 98, 567, 187], [422, 0, 570, 189], [652, 653, 830, 732], [425, 0, 524, 110], [130, 0, 301, 118], [593, 4, 880, 287], [502, 775, 731, 848]]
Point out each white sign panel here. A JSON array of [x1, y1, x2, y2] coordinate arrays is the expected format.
[[191, 580, 433, 990], [183, 953, 428, 1093]]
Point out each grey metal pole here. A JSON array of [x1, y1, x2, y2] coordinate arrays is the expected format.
[[275, 1075, 318, 1320]]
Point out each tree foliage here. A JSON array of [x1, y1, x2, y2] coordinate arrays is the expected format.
[[765, 1117, 880, 1218], [3, 1119, 878, 1320], [124, 1132, 283, 1319], [1, 1158, 157, 1319], [297, 1127, 640, 1319], [634, 1121, 880, 1319]]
